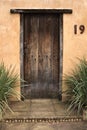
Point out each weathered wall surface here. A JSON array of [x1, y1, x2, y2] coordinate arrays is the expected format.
[[0, 0, 87, 99]]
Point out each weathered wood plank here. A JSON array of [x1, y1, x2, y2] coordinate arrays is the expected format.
[[10, 9, 72, 14]]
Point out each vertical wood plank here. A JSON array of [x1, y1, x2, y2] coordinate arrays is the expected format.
[[58, 14, 63, 100], [20, 14, 24, 98]]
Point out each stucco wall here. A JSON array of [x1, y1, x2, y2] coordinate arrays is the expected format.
[[0, 0, 87, 100]]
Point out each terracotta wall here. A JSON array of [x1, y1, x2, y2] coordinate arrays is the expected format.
[[0, 0, 87, 99]]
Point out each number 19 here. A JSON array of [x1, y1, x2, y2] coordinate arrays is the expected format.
[[74, 25, 85, 34]]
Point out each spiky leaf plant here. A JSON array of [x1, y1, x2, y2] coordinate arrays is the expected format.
[[0, 63, 21, 113], [64, 58, 87, 114]]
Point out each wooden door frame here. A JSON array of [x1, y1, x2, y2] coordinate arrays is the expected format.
[[10, 9, 72, 100]]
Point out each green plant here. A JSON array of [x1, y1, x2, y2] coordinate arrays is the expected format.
[[64, 58, 87, 114], [0, 62, 21, 113]]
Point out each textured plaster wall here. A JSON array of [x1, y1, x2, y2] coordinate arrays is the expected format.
[[0, 0, 87, 99]]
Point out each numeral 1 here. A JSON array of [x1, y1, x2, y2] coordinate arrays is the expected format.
[[74, 25, 77, 34]]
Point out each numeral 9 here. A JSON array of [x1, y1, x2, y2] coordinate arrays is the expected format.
[[79, 25, 85, 34]]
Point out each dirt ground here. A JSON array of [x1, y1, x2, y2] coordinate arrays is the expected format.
[[0, 122, 87, 130]]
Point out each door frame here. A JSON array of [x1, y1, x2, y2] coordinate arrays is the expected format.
[[10, 9, 72, 100]]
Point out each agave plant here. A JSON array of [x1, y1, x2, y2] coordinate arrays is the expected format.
[[0, 62, 21, 113], [64, 58, 87, 114]]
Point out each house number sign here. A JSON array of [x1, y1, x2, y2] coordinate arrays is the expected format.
[[74, 25, 85, 34]]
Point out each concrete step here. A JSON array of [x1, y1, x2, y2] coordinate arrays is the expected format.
[[3, 99, 82, 120]]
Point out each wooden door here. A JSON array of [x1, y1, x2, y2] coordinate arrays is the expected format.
[[24, 14, 59, 98]]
